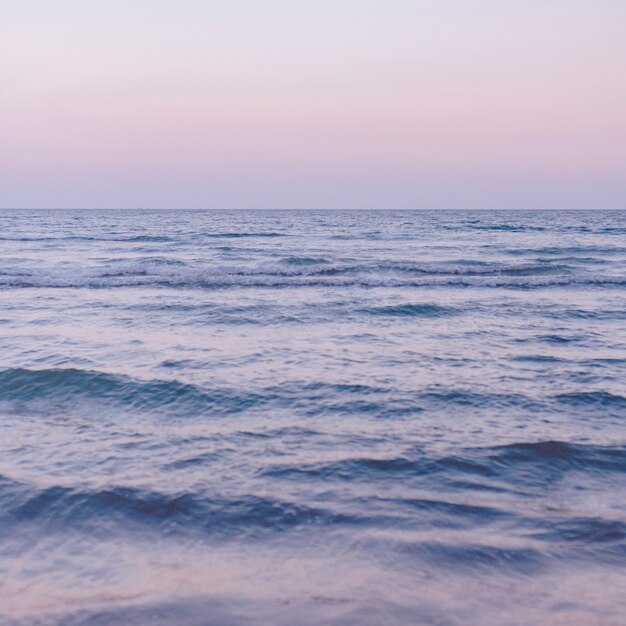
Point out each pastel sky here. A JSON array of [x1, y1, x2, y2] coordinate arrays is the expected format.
[[2, 0, 625, 209]]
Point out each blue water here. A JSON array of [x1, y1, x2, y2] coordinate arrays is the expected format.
[[1, 209, 625, 626]]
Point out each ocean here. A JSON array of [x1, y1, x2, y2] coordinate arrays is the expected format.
[[1, 209, 625, 626]]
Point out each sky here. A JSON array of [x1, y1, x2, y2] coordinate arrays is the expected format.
[[1, 0, 625, 209]]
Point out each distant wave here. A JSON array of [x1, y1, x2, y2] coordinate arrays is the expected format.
[[357, 303, 455, 317], [0, 259, 623, 289], [0, 235, 174, 242], [203, 232, 287, 238], [0, 232, 287, 242], [505, 245, 626, 256]]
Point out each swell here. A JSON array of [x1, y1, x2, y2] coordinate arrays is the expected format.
[[202, 232, 287, 238], [262, 441, 626, 487], [356, 303, 455, 317], [0, 235, 173, 242], [130, 301, 460, 325], [0, 260, 623, 289], [5, 440, 626, 532], [2, 368, 624, 420], [506, 245, 626, 256], [0, 232, 286, 242], [0, 474, 523, 544], [4, 441, 624, 549], [555, 391, 626, 409], [0, 368, 266, 418], [0, 476, 346, 537]]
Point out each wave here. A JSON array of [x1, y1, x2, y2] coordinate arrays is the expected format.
[[506, 245, 626, 256], [555, 391, 626, 408], [399, 541, 545, 573], [544, 308, 626, 321], [0, 259, 623, 289], [5, 443, 624, 537], [0, 232, 287, 243], [532, 334, 580, 344], [0, 477, 345, 536], [0, 235, 173, 243], [348, 260, 569, 276], [466, 224, 546, 232], [0, 368, 269, 418], [530, 517, 626, 544], [0, 367, 365, 419], [2, 368, 623, 423], [280, 256, 330, 266], [262, 441, 626, 485], [124, 301, 457, 325], [487, 440, 626, 468], [203, 232, 287, 238], [0, 367, 381, 419], [357, 303, 456, 317]]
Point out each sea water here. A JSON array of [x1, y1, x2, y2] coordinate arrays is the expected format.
[[0, 209, 625, 625]]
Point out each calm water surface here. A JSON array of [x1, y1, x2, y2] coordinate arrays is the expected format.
[[1, 209, 625, 625]]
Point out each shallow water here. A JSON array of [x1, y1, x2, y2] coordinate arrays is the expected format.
[[1, 209, 625, 625]]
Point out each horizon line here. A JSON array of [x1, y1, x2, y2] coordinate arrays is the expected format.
[[1, 207, 624, 212]]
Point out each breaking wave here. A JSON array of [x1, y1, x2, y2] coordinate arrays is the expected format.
[[0, 259, 623, 289]]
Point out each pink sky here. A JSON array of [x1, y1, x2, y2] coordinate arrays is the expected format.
[[2, 0, 625, 208]]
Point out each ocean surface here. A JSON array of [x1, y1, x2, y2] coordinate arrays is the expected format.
[[1, 209, 625, 626]]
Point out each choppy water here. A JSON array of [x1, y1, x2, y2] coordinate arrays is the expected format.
[[1, 209, 625, 626]]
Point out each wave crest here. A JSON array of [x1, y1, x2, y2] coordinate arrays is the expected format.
[[1, 259, 623, 289]]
